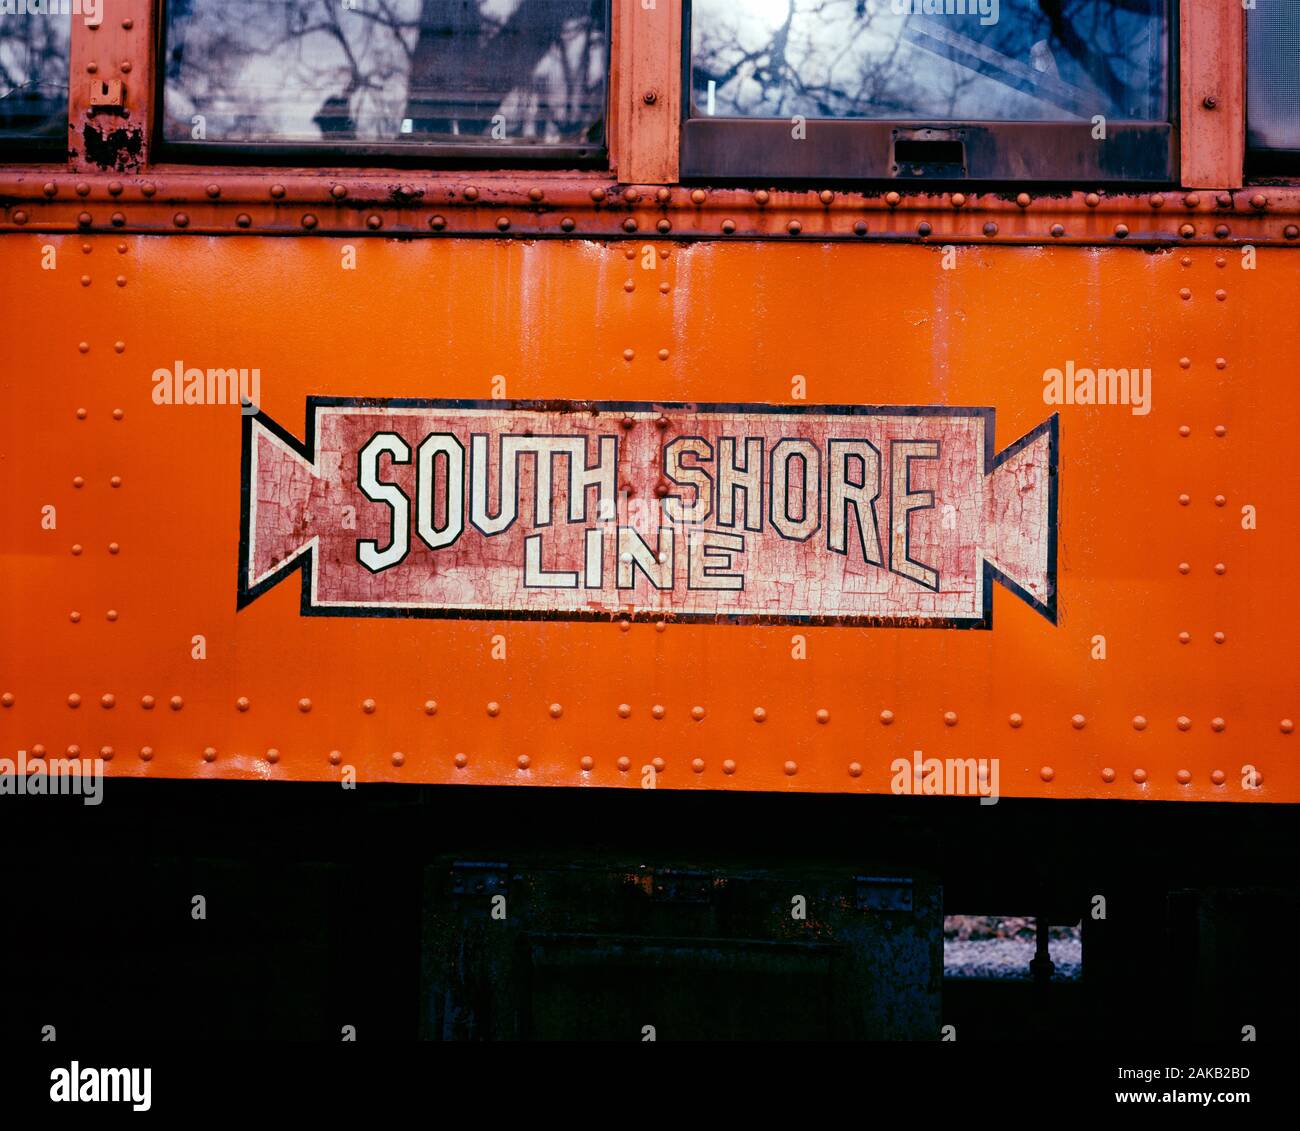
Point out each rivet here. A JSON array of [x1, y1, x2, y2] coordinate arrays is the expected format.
[[67, 693, 81, 708], [1050, 224, 1064, 238], [170, 695, 183, 711], [1178, 356, 1190, 369], [1211, 769, 1226, 785], [141, 182, 156, 197], [1216, 192, 1232, 208], [1016, 193, 1030, 208], [1178, 631, 1191, 644], [1178, 562, 1190, 574], [691, 757, 705, 774], [622, 218, 637, 233], [1250, 194, 1267, 211], [943, 710, 957, 727], [916, 222, 931, 237], [1009, 713, 1023, 728], [623, 188, 640, 204], [1133, 715, 1148, 730], [12, 209, 27, 224], [691, 705, 705, 721], [42, 182, 56, 197], [657, 219, 671, 234], [783, 760, 798, 776], [205, 184, 220, 199], [236, 697, 250, 712], [1133, 768, 1148, 783], [1084, 192, 1100, 207], [141, 694, 155, 709], [100, 746, 113, 760], [496, 216, 510, 231], [516, 754, 531, 770], [848, 762, 862, 777], [581, 755, 595, 771], [266, 748, 280, 764], [111, 211, 125, 226], [1114, 224, 1128, 238], [81, 241, 91, 254], [753, 707, 767, 722], [526, 187, 544, 203], [722, 759, 737, 775], [1181, 256, 1192, 266], [1178, 494, 1190, 506], [140, 746, 153, 762], [1214, 424, 1226, 437], [115, 275, 126, 287], [1215, 224, 1229, 238], [71, 544, 82, 555], [78, 341, 90, 354], [754, 190, 769, 205], [1176, 769, 1191, 785], [619, 619, 630, 632], [818, 190, 834, 205], [203, 747, 217, 763], [651, 757, 665, 772], [617, 756, 630, 771], [1213, 630, 1226, 642], [815, 708, 829, 724], [1071, 713, 1086, 730], [983, 222, 997, 236], [110, 475, 121, 487], [721, 219, 736, 234], [428, 214, 447, 232], [1101, 767, 1116, 783], [590, 188, 606, 203], [455, 752, 469, 768], [122, 17, 133, 29], [652, 704, 665, 719], [549, 702, 562, 718], [69, 611, 80, 622], [1149, 194, 1165, 209], [75, 181, 90, 196], [950, 193, 966, 208], [787, 220, 801, 235], [657, 348, 669, 361], [464, 187, 479, 201], [367, 214, 383, 230], [1039, 766, 1054, 782], [330, 184, 347, 200], [617, 703, 631, 718], [173, 212, 189, 228], [78, 214, 92, 230], [486, 701, 500, 717], [72, 475, 85, 488], [560, 217, 575, 232], [885, 191, 901, 206], [1285, 225, 1299, 240], [301, 213, 317, 229], [1178, 425, 1191, 437], [424, 700, 438, 715], [116, 243, 126, 253], [391, 751, 404, 767], [624, 279, 635, 293], [112, 408, 123, 419], [659, 281, 670, 293], [1211, 717, 1225, 732], [1179, 224, 1194, 239], [100, 693, 114, 709], [362, 698, 376, 713], [880, 709, 894, 725], [1215, 289, 1227, 301], [1214, 561, 1226, 575], [623, 348, 634, 361], [1281, 719, 1294, 734], [1184, 193, 1201, 208], [236, 213, 251, 228], [1216, 357, 1227, 369], [655, 188, 671, 204], [1179, 288, 1191, 300], [1177, 716, 1191, 731], [853, 220, 867, 236]]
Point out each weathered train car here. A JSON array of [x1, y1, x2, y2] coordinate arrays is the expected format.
[[1, 0, 1297, 1041]]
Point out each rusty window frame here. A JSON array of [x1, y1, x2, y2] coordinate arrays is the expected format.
[[149, 0, 612, 170], [678, 0, 1180, 186]]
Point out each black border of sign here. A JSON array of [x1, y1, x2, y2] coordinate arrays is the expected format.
[[238, 398, 1059, 630]]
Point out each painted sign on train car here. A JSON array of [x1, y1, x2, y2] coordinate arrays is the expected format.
[[240, 399, 1057, 627]]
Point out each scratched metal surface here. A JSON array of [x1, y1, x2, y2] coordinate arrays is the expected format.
[[0, 236, 1294, 801]]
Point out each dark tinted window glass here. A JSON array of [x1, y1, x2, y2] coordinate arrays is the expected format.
[[163, 0, 607, 147], [0, 6, 70, 143], [691, 0, 1167, 123], [1247, 1, 1300, 152]]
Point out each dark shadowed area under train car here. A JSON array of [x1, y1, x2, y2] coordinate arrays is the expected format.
[[1, 783, 1294, 1042]]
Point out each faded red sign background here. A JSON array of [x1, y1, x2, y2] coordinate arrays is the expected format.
[[241, 399, 1057, 627]]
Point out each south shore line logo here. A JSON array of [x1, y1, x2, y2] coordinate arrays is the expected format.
[[239, 398, 1058, 629]]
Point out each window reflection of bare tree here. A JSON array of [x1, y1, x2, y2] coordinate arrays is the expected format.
[[0, 17, 69, 139], [164, 0, 605, 144], [692, 0, 1162, 122]]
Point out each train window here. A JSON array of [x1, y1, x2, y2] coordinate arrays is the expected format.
[[682, 0, 1173, 183], [0, 3, 70, 152], [1246, 0, 1300, 173], [160, 0, 608, 162]]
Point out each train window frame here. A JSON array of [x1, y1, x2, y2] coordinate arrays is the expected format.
[[678, 0, 1179, 186], [150, 0, 613, 170], [0, 3, 73, 161], [1244, 0, 1300, 179]]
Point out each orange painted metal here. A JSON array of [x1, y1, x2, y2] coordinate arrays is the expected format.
[[1179, 0, 1246, 190], [0, 234, 1294, 803]]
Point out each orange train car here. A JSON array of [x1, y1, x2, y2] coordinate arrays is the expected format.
[[0, 0, 1297, 1045]]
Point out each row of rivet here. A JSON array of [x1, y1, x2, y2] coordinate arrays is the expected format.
[[3, 743, 1268, 786], [9, 694, 1291, 733], [16, 209, 1298, 242]]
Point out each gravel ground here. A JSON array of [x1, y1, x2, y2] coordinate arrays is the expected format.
[[944, 936, 1082, 981]]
